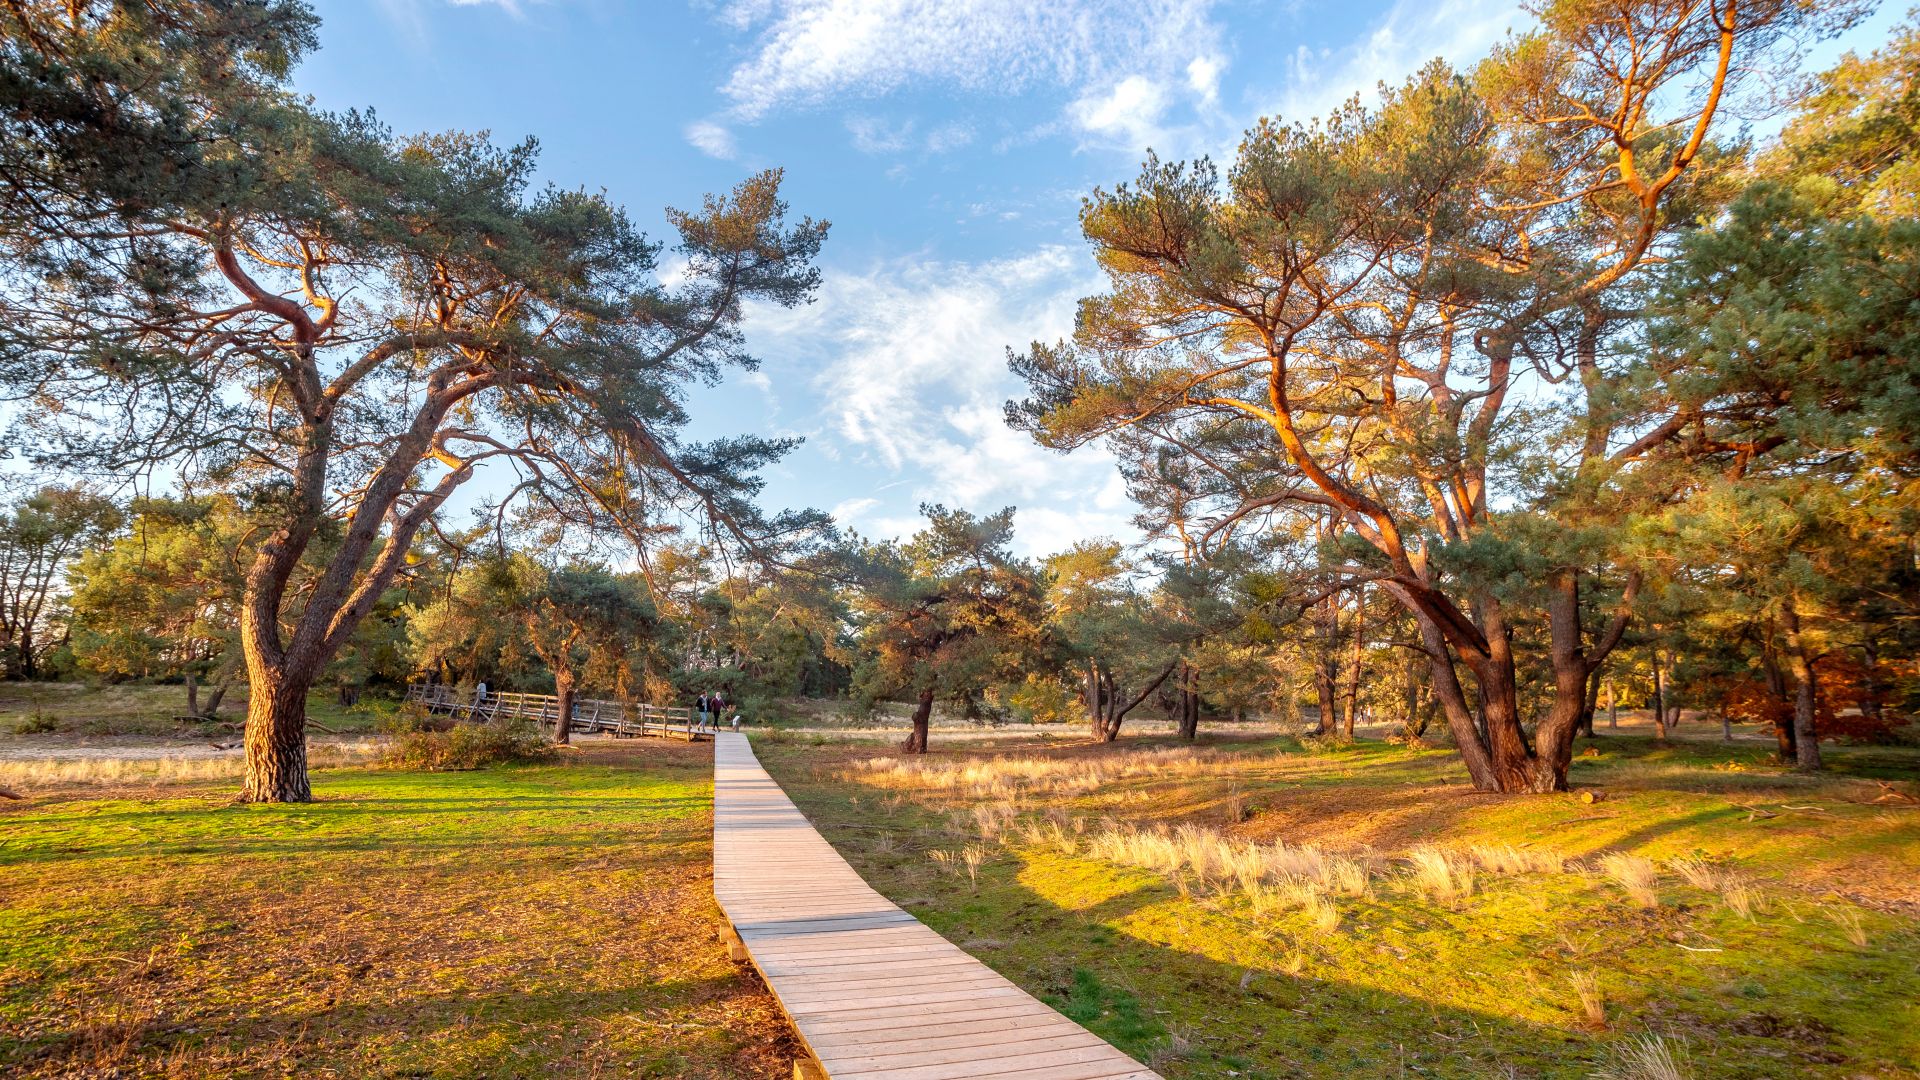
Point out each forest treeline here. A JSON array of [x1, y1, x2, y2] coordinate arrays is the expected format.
[[1, 0, 1914, 801]]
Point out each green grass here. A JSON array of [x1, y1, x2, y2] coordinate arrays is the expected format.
[[0, 680, 388, 737], [0, 747, 791, 1078], [761, 731, 1920, 1079]]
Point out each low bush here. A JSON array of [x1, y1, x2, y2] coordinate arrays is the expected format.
[[381, 721, 555, 771]]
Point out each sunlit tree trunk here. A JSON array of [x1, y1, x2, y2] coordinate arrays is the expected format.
[[903, 687, 934, 754], [553, 670, 575, 746], [1780, 600, 1822, 772]]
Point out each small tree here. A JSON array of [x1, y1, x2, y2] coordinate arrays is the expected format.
[[67, 496, 247, 715], [505, 561, 660, 746], [850, 506, 1049, 753], [0, 486, 121, 680]]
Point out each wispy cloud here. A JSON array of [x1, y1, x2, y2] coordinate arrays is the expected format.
[[1259, 0, 1522, 129], [711, 0, 1231, 156], [684, 119, 739, 159], [742, 245, 1137, 552]]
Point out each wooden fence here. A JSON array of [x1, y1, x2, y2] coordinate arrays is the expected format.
[[403, 683, 710, 741]]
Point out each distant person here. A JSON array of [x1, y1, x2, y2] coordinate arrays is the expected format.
[[473, 679, 489, 712], [695, 691, 710, 733], [710, 691, 727, 729]]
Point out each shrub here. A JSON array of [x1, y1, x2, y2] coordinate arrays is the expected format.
[[15, 712, 60, 734], [377, 701, 442, 736], [1005, 674, 1079, 725], [381, 721, 555, 771]]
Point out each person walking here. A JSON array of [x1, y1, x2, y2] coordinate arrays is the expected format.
[[710, 690, 727, 732], [473, 679, 489, 717], [695, 691, 710, 734]]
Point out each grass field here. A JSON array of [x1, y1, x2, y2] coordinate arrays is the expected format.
[[0, 743, 793, 1078], [756, 732, 1920, 1080], [0, 681, 386, 738]]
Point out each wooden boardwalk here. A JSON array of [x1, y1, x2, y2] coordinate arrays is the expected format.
[[712, 732, 1162, 1080]]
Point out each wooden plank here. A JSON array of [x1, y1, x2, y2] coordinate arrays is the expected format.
[[710, 732, 1160, 1080]]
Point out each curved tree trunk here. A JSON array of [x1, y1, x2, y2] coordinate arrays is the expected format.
[[903, 688, 934, 754], [553, 672, 575, 746]]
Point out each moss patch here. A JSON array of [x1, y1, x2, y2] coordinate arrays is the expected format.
[[0, 743, 792, 1078]]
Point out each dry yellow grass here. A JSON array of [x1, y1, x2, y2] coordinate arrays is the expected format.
[[1599, 852, 1662, 908], [0, 741, 380, 789], [1407, 845, 1476, 901]]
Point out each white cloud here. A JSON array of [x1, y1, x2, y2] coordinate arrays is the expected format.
[[828, 496, 881, 524], [846, 115, 914, 154], [1186, 54, 1222, 105], [684, 119, 738, 160], [1070, 75, 1172, 153], [923, 121, 975, 154], [713, 0, 1228, 118], [1261, 0, 1522, 129], [743, 245, 1138, 555]]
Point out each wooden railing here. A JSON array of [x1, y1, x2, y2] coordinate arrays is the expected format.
[[403, 683, 710, 741]]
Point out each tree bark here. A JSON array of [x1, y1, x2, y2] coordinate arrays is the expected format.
[[242, 671, 313, 803], [1087, 661, 1104, 741], [185, 673, 199, 719], [1651, 652, 1669, 741], [1342, 588, 1364, 739], [1177, 663, 1200, 741], [1780, 600, 1822, 772], [1761, 638, 1797, 762], [1411, 614, 1500, 790], [903, 687, 934, 753], [553, 671, 575, 746], [1312, 663, 1337, 739]]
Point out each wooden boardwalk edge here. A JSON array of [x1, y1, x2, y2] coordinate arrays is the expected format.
[[711, 731, 1163, 1080]]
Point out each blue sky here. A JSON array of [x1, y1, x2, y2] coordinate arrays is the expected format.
[[291, 0, 1905, 556]]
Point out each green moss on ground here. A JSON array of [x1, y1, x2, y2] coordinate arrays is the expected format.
[[762, 732, 1920, 1080], [0, 747, 793, 1078]]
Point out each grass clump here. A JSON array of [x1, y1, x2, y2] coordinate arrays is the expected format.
[[1407, 845, 1475, 901], [1593, 1033, 1693, 1080], [1570, 970, 1607, 1027], [379, 720, 555, 771], [1599, 852, 1661, 908]]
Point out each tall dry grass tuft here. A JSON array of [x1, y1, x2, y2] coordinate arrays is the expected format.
[[1667, 856, 1720, 891], [1592, 1033, 1692, 1080], [1305, 893, 1342, 933], [1569, 970, 1606, 1027], [0, 743, 380, 788], [971, 802, 1016, 840], [1719, 878, 1763, 921], [1077, 819, 1371, 919], [1598, 853, 1661, 908], [1469, 843, 1565, 875], [1824, 905, 1869, 947], [839, 746, 1251, 802], [962, 843, 988, 891], [1407, 846, 1475, 902]]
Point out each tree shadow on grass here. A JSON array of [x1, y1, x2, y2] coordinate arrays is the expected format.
[[784, 760, 1918, 1079], [9, 975, 792, 1079]]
